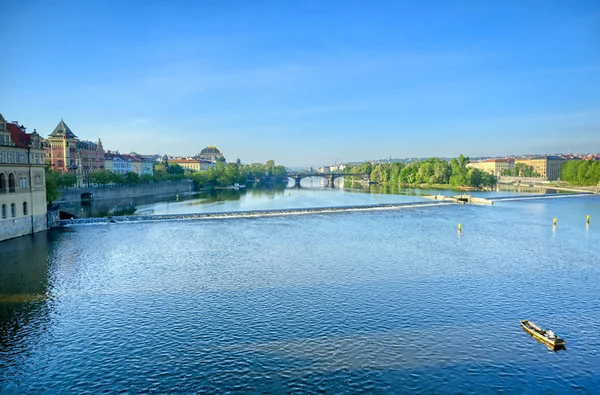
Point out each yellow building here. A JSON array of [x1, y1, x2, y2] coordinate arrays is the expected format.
[[0, 114, 48, 242], [467, 159, 514, 177], [515, 156, 565, 180], [170, 159, 202, 172]]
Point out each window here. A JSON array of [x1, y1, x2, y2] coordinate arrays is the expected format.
[[11, 203, 16, 217], [1, 204, 5, 219], [8, 173, 15, 192], [20, 177, 27, 188], [23, 202, 27, 215]]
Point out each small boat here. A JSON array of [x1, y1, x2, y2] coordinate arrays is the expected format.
[[520, 320, 566, 349]]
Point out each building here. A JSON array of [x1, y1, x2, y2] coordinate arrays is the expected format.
[[169, 158, 216, 173], [0, 114, 48, 242], [44, 120, 78, 174], [76, 138, 105, 187], [197, 146, 225, 163], [44, 120, 105, 186], [126, 155, 154, 176], [467, 159, 514, 177], [515, 156, 566, 180], [104, 152, 132, 174]]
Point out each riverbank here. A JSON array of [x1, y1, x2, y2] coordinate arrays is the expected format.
[[535, 184, 598, 194], [55, 180, 193, 203]]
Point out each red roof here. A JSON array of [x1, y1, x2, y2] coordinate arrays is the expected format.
[[6, 123, 31, 148]]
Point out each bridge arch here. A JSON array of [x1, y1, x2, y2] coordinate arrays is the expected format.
[[81, 192, 94, 202], [287, 173, 370, 188]]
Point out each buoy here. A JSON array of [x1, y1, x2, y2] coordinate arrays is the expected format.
[[553, 218, 557, 226], [586, 215, 590, 224], [458, 223, 462, 232]]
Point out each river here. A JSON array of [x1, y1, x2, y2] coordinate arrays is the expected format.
[[1, 183, 599, 393]]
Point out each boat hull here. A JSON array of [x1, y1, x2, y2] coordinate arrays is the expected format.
[[521, 320, 566, 349]]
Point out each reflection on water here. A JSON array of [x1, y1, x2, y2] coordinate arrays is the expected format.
[[1, 196, 600, 392], [58, 182, 568, 219], [0, 230, 63, 375]]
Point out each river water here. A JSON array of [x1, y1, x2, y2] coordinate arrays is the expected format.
[[1, 184, 599, 393]]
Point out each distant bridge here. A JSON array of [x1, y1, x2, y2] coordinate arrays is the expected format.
[[286, 173, 370, 188]]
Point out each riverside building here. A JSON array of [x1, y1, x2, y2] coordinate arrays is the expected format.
[[0, 114, 48, 242], [467, 159, 514, 177], [44, 120, 105, 186], [515, 156, 566, 181]]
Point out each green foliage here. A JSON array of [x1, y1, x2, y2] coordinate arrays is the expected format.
[[190, 160, 287, 190], [561, 160, 600, 185], [358, 155, 495, 188], [512, 163, 540, 177], [358, 161, 372, 174], [167, 163, 185, 175], [124, 172, 141, 185], [58, 172, 77, 188], [89, 169, 114, 186], [45, 169, 61, 203]]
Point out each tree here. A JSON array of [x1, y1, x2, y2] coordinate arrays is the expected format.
[[45, 169, 61, 203], [168, 163, 185, 175], [124, 172, 141, 185], [358, 161, 372, 175], [58, 172, 77, 188], [89, 169, 114, 186], [265, 160, 276, 175]]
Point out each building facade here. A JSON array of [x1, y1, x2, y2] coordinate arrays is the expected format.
[[76, 138, 105, 186], [467, 159, 514, 177], [0, 114, 48, 242], [197, 146, 225, 163], [104, 152, 132, 174], [104, 152, 154, 176], [44, 120, 105, 186], [515, 156, 566, 180], [169, 157, 217, 173]]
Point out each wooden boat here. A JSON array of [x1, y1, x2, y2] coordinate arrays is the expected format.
[[521, 320, 566, 349]]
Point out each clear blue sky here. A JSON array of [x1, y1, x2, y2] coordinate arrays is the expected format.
[[1, 0, 598, 167]]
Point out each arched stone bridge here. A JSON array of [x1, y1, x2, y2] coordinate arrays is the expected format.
[[287, 173, 370, 188]]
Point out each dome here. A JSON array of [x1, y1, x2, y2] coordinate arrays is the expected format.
[[200, 146, 222, 155], [198, 146, 225, 162]]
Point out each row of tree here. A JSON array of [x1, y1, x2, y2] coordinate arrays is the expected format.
[[45, 160, 288, 201], [189, 160, 287, 189], [561, 160, 600, 185], [342, 155, 496, 188]]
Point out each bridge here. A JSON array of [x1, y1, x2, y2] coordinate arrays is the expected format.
[[286, 173, 370, 188]]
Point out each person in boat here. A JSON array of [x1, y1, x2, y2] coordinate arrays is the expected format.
[[545, 330, 556, 339]]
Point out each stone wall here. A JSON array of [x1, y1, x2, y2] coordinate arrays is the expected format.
[[498, 176, 548, 184], [0, 212, 49, 243], [47, 210, 60, 229], [55, 180, 193, 203]]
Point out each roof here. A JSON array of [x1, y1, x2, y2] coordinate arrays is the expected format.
[[200, 146, 222, 154], [49, 120, 78, 139], [6, 122, 31, 148]]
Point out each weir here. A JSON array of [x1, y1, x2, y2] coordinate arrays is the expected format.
[[61, 201, 454, 226], [424, 192, 595, 205]]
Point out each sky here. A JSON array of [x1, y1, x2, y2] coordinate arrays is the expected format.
[[0, 0, 599, 167]]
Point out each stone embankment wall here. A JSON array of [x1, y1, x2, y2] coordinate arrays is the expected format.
[[55, 181, 193, 203], [47, 210, 60, 229], [498, 176, 547, 184], [0, 213, 49, 242]]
